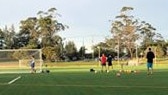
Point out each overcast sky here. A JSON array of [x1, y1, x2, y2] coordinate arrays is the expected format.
[[0, 0, 168, 51]]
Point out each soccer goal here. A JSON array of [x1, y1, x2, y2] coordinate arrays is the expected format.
[[0, 49, 43, 73]]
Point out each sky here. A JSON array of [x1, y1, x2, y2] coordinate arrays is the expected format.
[[0, 0, 168, 52]]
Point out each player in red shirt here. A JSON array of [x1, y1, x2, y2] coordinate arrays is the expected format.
[[100, 54, 107, 72]]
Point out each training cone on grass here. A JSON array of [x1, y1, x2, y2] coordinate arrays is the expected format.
[[116, 72, 121, 77]]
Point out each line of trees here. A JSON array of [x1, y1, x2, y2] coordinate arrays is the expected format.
[[0, 8, 76, 61], [0, 7, 168, 62], [93, 6, 168, 59]]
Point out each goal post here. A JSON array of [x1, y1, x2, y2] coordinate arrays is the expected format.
[[0, 49, 43, 73]]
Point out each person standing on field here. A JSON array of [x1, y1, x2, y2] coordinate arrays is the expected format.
[[146, 48, 155, 75], [100, 53, 107, 72], [30, 55, 36, 73], [107, 54, 113, 73]]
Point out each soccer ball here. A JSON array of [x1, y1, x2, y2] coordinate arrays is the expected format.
[[94, 70, 97, 73], [116, 73, 121, 77], [134, 70, 137, 73], [119, 69, 123, 73]]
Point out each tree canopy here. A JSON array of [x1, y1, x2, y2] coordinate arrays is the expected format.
[[0, 6, 168, 61]]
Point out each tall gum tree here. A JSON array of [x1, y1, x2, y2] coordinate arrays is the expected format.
[[111, 6, 139, 58], [110, 6, 162, 58], [19, 7, 68, 61]]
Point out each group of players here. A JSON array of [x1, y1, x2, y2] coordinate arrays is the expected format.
[[100, 53, 113, 73], [29, 48, 155, 75], [99, 47, 155, 75]]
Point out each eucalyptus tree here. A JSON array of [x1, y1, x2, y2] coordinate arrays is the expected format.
[[19, 17, 38, 48], [78, 46, 86, 59], [136, 17, 166, 58], [37, 8, 67, 47], [3, 25, 16, 49], [111, 6, 140, 58], [64, 41, 77, 60], [18, 7, 68, 61], [110, 6, 163, 58], [93, 41, 116, 58], [37, 8, 68, 61], [0, 25, 16, 49], [139, 21, 164, 48], [0, 28, 5, 49]]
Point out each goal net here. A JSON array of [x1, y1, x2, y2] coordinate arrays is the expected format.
[[0, 49, 43, 73]]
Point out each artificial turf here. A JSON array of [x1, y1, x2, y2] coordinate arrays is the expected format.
[[0, 68, 168, 95]]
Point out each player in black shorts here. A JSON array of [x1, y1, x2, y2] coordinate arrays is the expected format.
[[107, 54, 113, 72]]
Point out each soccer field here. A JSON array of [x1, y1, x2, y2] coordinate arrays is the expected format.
[[0, 67, 168, 95]]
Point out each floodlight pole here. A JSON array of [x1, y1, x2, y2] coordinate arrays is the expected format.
[[92, 36, 94, 59], [154, 47, 156, 65], [98, 46, 100, 67], [136, 43, 138, 59], [117, 36, 120, 65], [39, 49, 43, 72]]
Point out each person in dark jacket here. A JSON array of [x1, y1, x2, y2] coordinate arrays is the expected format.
[[107, 54, 113, 73], [146, 48, 155, 75]]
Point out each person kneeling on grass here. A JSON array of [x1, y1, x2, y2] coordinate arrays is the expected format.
[[30, 55, 36, 73]]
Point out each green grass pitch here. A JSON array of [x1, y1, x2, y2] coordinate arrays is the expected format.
[[0, 67, 168, 95]]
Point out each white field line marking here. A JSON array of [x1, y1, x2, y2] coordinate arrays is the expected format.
[[7, 84, 168, 89], [48, 85, 168, 89], [8, 76, 21, 84]]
